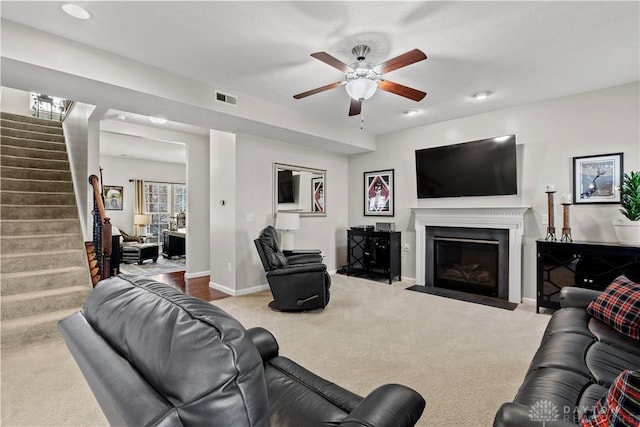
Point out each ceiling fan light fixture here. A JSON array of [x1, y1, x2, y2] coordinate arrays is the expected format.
[[346, 78, 377, 101]]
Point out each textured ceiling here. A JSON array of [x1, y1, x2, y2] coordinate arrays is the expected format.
[[1, 1, 639, 136]]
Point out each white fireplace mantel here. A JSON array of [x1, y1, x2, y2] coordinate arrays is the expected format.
[[412, 207, 529, 303]]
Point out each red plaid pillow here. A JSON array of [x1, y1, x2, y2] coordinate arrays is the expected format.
[[581, 370, 640, 427], [587, 275, 640, 341]]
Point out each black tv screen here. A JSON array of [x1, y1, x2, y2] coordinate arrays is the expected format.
[[278, 169, 294, 203], [415, 135, 517, 198]]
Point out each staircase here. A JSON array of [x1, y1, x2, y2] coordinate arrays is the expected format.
[[1, 111, 91, 349]]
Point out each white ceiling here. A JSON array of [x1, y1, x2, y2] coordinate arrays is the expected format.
[[1, 1, 639, 137]]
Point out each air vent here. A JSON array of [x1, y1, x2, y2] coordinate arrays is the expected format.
[[215, 91, 237, 106]]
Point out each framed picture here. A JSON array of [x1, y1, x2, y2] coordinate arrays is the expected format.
[[364, 169, 394, 216], [311, 177, 324, 213], [103, 185, 123, 210], [573, 152, 623, 204]]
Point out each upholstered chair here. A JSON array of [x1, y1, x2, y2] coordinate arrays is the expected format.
[[254, 225, 330, 311], [58, 276, 426, 426]]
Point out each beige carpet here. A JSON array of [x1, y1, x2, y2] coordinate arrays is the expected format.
[[1, 274, 550, 427]]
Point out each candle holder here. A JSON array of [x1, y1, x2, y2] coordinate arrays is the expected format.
[[545, 191, 556, 241], [561, 202, 572, 242]]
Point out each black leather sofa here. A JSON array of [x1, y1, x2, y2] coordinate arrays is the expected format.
[[494, 286, 640, 426], [58, 275, 425, 426]]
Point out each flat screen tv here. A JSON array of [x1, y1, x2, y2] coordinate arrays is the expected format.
[[277, 169, 295, 203], [415, 135, 517, 198]]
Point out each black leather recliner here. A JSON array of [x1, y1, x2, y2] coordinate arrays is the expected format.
[[58, 275, 426, 427], [254, 225, 330, 311]]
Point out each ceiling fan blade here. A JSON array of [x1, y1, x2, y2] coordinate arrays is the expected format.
[[293, 82, 344, 99], [378, 80, 427, 102], [349, 98, 362, 116], [310, 52, 353, 73], [374, 49, 427, 74]]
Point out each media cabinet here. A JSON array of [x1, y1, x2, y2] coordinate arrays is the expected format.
[[536, 239, 640, 312]]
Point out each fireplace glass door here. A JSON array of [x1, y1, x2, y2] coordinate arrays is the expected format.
[[434, 237, 499, 297]]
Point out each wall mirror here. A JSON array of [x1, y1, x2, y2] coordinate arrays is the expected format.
[[273, 163, 326, 216]]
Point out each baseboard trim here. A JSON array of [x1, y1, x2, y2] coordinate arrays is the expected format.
[[209, 281, 270, 296], [184, 271, 209, 279]]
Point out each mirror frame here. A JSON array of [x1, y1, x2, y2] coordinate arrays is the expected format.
[[273, 163, 326, 217]]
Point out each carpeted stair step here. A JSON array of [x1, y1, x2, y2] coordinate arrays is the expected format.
[[0, 127, 64, 143], [0, 249, 87, 274], [0, 111, 91, 351], [1, 135, 66, 152], [0, 177, 73, 193], [1, 233, 83, 254], [0, 307, 80, 350], [1, 191, 76, 206], [1, 266, 90, 296], [1, 145, 68, 161], [1, 286, 90, 320], [1, 219, 81, 236], [1, 154, 69, 170], [0, 118, 63, 135], [1, 111, 62, 128], [1, 205, 78, 220], [0, 165, 71, 181]]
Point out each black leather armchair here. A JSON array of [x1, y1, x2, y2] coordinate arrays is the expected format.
[[58, 275, 426, 427], [254, 226, 330, 311]]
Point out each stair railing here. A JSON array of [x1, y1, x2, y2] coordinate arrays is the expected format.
[[88, 174, 113, 285]]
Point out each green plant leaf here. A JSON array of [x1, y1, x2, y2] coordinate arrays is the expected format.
[[619, 171, 640, 221]]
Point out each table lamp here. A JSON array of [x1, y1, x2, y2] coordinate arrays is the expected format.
[[274, 212, 300, 251], [134, 214, 151, 236]]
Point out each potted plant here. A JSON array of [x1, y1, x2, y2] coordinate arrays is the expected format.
[[613, 171, 640, 245]]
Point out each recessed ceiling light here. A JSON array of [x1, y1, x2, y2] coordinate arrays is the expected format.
[[62, 4, 91, 20], [404, 109, 421, 116], [473, 91, 492, 100], [149, 116, 167, 124], [117, 114, 126, 121]]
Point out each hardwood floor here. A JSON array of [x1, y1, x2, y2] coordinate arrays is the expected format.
[[146, 271, 230, 302]]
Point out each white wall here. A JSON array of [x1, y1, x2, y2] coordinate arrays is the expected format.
[[185, 137, 210, 278], [210, 130, 237, 291], [235, 133, 349, 292], [62, 102, 97, 241], [209, 132, 349, 295], [349, 82, 640, 300], [0, 86, 31, 115], [99, 155, 185, 234]]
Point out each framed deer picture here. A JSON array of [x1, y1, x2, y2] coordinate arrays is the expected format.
[[572, 152, 623, 204]]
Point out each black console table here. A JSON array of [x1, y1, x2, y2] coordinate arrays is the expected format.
[[536, 239, 640, 312], [347, 229, 401, 284], [162, 230, 186, 258]]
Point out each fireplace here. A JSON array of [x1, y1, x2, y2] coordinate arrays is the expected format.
[[426, 227, 509, 300], [412, 207, 529, 304]]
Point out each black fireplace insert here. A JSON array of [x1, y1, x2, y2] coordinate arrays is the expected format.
[[426, 227, 509, 300]]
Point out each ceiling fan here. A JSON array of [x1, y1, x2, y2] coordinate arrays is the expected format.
[[293, 44, 427, 116]]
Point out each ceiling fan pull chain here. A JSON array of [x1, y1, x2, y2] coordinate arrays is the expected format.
[[360, 115, 365, 131]]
